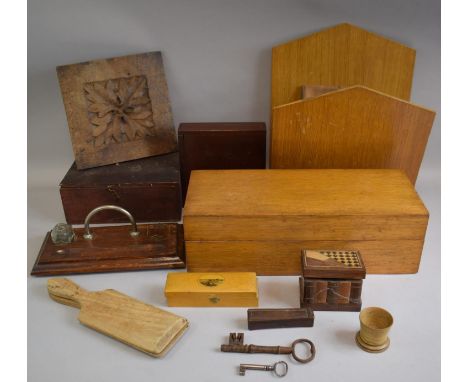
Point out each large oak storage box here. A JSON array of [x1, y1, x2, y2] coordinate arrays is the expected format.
[[183, 169, 429, 275], [60, 152, 182, 224]]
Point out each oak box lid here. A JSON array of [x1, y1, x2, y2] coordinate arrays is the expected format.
[[165, 272, 257, 294], [184, 169, 428, 217], [183, 169, 428, 242]]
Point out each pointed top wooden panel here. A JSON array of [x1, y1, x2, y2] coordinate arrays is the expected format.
[[271, 23, 416, 108], [270, 86, 435, 184]]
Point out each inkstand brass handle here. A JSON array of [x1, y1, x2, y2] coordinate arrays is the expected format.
[[83, 205, 140, 240]]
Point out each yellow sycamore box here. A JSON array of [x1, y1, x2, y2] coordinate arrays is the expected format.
[[164, 272, 258, 307]]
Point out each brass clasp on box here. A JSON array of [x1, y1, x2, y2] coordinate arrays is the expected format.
[[83, 205, 140, 240], [198, 274, 225, 287]]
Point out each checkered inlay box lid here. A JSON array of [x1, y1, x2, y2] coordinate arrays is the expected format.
[[301, 249, 366, 280]]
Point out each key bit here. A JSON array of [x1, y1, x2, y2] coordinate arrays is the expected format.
[[229, 332, 244, 345]]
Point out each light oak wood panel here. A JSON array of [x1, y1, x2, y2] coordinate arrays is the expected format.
[[270, 86, 435, 184], [186, 239, 425, 275], [184, 215, 428, 241], [271, 23, 416, 108], [47, 278, 188, 357]]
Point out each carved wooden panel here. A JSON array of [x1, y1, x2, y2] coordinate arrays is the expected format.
[[270, 86, 435, 184], [57, 52, 177, 169], [84, 76, 155, 147], [271, 23, 416, 109]]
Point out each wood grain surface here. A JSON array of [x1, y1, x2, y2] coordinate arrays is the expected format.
[[47, 278, 189, 357], [57, 52, 177, 169], [301, 278, 363, 312], [178, 123, 266, 203], [60, 152, 182, 224], [301, 85, 340, 99], [247, 308, 314, 330], [271, 23, 416, 108], [164, 272, 258, 307], [31, 223, 185, 276], [185, 239, 425, 275], [184, 169, 428, 274], [184, 169, 428, 218], [184, 169, 428, 240], [270, 86, 435, 184]]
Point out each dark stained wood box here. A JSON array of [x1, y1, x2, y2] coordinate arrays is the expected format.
[[178, 122, 266, 203], [60, 152, 182, 224]]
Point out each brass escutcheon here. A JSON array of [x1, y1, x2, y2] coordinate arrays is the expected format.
[[199, 275, 225, 287], [208, 295, 221, 304]]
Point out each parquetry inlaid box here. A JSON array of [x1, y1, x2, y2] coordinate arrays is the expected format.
[[183, 169, 429, 275], [300, 249, 366, 312], [164, 272, 258, 307]]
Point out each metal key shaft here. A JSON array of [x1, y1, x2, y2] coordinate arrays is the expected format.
[[221, 333, 316, 363], [239, 361, 288, 377]]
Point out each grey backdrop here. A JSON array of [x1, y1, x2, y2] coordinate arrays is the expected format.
[[28, 1, 440, 381]]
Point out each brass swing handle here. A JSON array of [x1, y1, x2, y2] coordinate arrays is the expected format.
[[83, 205, 140, 240]]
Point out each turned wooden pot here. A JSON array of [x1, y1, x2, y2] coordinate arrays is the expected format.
[[359, 307, 393, 347]]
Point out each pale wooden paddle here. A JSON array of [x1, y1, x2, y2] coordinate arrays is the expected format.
[[47, 278, 188, 357]]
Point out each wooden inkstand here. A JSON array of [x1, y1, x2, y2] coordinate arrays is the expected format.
[[31, 205, 185, 276], [300, 249, 366, 312]]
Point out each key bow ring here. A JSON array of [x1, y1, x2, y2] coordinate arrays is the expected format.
[[290, 338, 315, 363]]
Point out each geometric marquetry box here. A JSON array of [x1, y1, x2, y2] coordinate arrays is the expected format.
[[57, 52, 177, 169], [299, 249, 366, 312]]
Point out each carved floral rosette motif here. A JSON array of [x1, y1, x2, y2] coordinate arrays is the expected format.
[[83, 76, 155, 147]]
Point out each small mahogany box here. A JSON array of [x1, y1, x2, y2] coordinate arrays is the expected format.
[[178, 122, 266, 203], [60, 152, 182, 224], [164, 272, 258, 307], [183, 169, 429, 275], [300, 249, 366, 312]]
